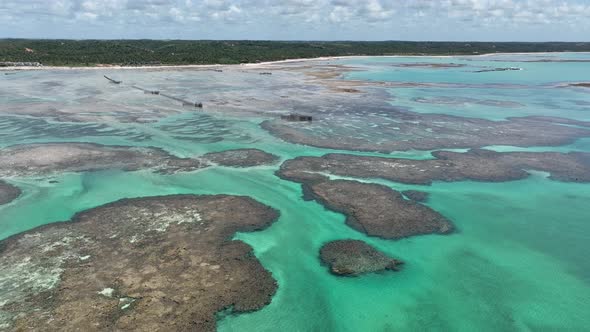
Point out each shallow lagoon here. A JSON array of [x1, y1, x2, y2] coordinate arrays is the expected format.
[[1, 53, 590, 331]]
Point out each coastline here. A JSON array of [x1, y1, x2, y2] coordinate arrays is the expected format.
[[3, 51, 589, 71]]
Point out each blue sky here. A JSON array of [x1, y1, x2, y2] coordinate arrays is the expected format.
[[2, 0, 590, 41]]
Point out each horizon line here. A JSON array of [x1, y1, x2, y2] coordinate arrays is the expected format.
[[2, 38, 590, 43]]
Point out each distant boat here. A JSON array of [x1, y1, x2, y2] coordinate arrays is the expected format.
[[104, 75, 122, 84]]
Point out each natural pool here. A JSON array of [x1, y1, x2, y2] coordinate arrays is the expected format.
[[1, 53, 590, 331]]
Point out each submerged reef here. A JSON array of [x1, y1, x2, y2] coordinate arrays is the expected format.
[[320, 240, 403, 276], [262, 114, 590, 153], [0, 144, 284, 178], [392, 63, 466, 69], [0, 143, 205, 177], [282, 157, 453, 239], [473, 67, 522, 73], [279, 149, 590, 185], [203, 148, 279, 167], [277, 147, 590, 239], [412, 96, 523, 108], [0, 180, 20, 205], [0, 194, 279, 331]]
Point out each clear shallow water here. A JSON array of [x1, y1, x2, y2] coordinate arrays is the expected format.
[[344, 54, 590, 121], [387, 86, 590, 121], [1, 53, 590, 331]]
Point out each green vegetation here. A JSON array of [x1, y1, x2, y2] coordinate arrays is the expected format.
[[1, 39, 590, 66]]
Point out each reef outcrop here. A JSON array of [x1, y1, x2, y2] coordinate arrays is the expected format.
[[0, 143, 205, 177], [0, 194, 279, 331], [402, 190, 429, 202], [262, 114, 590, 153], [320, 240, 403, 276], [305, 180, 452, 239], [277, 148, 590, 239], [0, 180, 21, 205], [0, 144, 287, 178], [567, 82, 590, 88], [203, 148, 279, 167], [278, 149, 590, 185]]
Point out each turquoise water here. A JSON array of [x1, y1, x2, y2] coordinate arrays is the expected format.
[[344, 55, 590, 121], [1, 53, 590, 331]]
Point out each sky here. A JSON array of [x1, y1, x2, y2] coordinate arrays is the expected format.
[[1, 0, 590, 41]]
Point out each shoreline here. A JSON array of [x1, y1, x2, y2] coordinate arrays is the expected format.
[[3, 51, 589, 71]]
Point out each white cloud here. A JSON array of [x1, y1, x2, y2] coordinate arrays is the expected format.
[[1, 0, 590, 39]]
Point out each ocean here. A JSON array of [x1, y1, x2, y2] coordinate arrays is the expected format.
[[1, 53, 589, 331]]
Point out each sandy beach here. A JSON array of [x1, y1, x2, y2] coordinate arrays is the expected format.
[[5, 51, 590, 71]]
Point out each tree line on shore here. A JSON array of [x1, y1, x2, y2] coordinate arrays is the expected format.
[[1, 39, 589, 66]]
